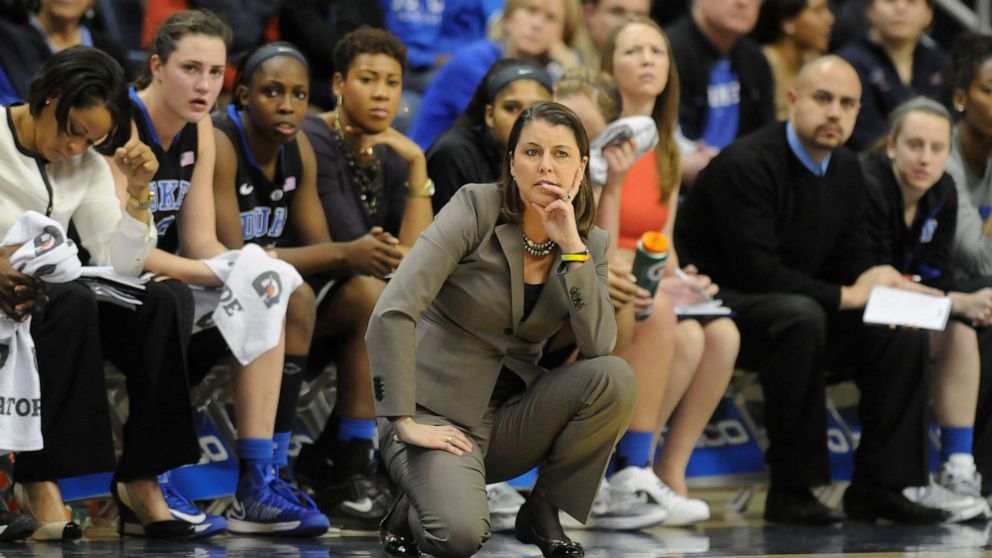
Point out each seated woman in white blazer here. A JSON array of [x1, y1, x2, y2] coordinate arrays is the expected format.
[[367, 101, 637, 558]]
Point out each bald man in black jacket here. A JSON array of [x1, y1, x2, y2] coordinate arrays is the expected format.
[[677, 56, 956, 525]]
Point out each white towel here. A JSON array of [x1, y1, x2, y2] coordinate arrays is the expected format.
[[202, 244, 301, 365], [5, 212, 81, 283], [0, 212, 83, 453], [588, 115, 659, 187]]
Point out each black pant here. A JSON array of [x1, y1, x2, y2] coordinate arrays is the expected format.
[[98, 278, 200, 480], [16, 282, 116, 482], [17, 279, 200, 482], [723, 290, 930, 489]]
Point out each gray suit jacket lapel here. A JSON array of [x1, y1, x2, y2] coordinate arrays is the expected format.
[[494, 221, 523, 330]]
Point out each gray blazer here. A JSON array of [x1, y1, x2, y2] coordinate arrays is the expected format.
[[366, 182, 616, 428]]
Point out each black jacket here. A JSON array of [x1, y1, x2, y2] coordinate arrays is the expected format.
[[863, 153, 958, 292], [675, 123, 873, 310], [665, 16, 776, 142], [425, 123, 503, 214]]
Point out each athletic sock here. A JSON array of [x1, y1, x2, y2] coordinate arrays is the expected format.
[[337, 417, 376, 442], [941, 426, 975, 463]]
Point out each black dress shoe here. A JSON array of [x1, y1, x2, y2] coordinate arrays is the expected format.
[[764, 486, 844, 525], [843, 482, 950, 524], [111, 482, 195, 539], [379, 492, 419, 557], [514, 499, 584, 558]]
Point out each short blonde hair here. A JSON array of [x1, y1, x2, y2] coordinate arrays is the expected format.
[[555, 66, 620, 123]]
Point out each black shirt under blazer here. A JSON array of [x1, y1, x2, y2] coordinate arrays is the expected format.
[[366, 182, 615, 429]]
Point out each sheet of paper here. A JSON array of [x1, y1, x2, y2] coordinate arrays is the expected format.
[[675, 299, 733, 317], [862, 286, 951, 331]]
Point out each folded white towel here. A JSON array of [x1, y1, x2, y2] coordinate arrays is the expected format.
[[5, 211, 81, 283], [202, 244, 302, 365]]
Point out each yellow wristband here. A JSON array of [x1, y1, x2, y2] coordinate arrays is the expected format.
[[561, 253, 591, 263]]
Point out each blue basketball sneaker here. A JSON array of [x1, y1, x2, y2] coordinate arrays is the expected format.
[[159, 471, 228, 537], [226, 464, 330, 537]]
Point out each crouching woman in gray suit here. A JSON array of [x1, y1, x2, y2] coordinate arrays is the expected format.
[[367, 101, 637, 558]]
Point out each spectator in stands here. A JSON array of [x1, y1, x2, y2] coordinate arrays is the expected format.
[[408, 0, 577, 151], [0, 14, 46, 105], [0, 0, 130, 104], [121, 10, 329, 537], [865, 97, 992, 518], [665, 0, 774, 183], [27, 0, 129, 71], [593, 16, 738, 525], [946, 33, 992, 495], [752, 0, 834, 120], [837, 0, 949, 151], [427, 59, 553, 212], [3, 47, 198, 541], [676, 55, 972, 524], [280, 0, 385, 110], [574, 0, 649, 69], [382, 0, 493, 92], [382, 0, 498, 131], [370, 100, 635, 558], [295, 27, 434, 528]]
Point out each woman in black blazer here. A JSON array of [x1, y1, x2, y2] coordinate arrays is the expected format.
[[368, 101, 637, 558]]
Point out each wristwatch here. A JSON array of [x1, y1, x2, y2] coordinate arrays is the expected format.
[[408, 178, 435, 198]]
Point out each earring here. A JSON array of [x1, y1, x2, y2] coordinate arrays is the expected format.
[[956, 104, 965, 112], [44, 99, 50, 106], [783, 24, 795, 35]]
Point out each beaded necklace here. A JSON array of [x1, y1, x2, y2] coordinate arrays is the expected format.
[[522, 232, 557, 257], [331, 117, 383, 218]]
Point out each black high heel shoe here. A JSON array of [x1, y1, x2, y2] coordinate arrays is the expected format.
[[111, 481, 194, 539], [379, 492, 420, 557], [514, 498, 584, 558]]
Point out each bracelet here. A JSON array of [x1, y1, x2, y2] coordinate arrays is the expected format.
[[561, 248, 591, 263], [126, 187, 155, 210], [407, 178, 435, 198]]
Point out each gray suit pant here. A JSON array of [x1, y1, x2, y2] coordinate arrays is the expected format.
[[379, 355, 636, 558]]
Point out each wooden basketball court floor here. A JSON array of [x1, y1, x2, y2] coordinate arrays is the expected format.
[[5, 485, 992, 557]]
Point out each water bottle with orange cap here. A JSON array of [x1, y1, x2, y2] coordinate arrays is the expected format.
[[631, 231, 669, 320]]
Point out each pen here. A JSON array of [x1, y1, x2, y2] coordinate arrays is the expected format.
[[673, 267, 713, 301]]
